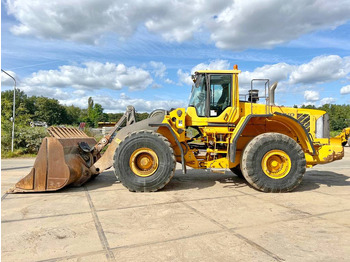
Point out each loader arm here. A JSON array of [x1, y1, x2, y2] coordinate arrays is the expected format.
[[92, 105, 136, 154]]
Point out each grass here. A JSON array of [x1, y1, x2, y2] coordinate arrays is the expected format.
[[2, 149, 37, 159], [330, 130, 342, 137]]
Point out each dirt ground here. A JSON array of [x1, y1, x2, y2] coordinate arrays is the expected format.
[[1, 147, 350, 262]]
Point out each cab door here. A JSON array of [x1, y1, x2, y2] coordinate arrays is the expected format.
[[207, 73, 238, 124]]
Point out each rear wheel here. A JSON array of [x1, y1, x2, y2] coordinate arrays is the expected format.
[[241, 133, 306, 192], [113, 130, 175, 192]]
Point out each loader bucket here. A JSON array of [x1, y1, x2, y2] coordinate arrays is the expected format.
[[8, 127, 98, 193]]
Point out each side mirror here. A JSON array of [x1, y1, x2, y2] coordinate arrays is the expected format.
[[191, 74, 196, 83]]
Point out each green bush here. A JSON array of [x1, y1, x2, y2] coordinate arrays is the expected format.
[[1, 127, 47, 155], [16, 127, 48, 153]]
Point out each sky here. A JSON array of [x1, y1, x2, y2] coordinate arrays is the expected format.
[[1, 0, 350, 113]]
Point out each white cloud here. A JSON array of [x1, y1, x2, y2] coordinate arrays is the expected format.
[[340, 85, 350, 94], [320, 97, 336, 105], [22, 62, 153, 91], [151, 83, 162, 89], [178, 59, 230, 86], [19, 84, 70, 100], [73, 90, 86, 96], [1, 70, 17, 86], [6, 0, 226, 44], [149, 61, 167, 78], [240, 63, 295, 88], [165, 78, 175, 84], [177, 69, 193, 86], [180, 55, 350, 92], [304, 90, 320, 101], [176, 55, 350, 97], [6, 0, 350, 50], [174, 55, 350, 103], [119, 92, 130, 100], [233, 55, 350, 92], [289, 55, 350, 84], [59, 95, 187, 113], [238, 55, 350, 88], [209, 0, 350, 50], [191, 60, 230, 74]]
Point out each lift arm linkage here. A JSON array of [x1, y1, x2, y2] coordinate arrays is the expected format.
[[92, 105, 136, 154]]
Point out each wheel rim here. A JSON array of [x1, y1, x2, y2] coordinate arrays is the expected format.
[[129, 147, 159, 177], [261, 150, 291, 179]]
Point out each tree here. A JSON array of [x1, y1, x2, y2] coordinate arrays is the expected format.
[[85, 97, 106, 127], [65, 105, 84, 125], [34, 97, 68, 125], [136, 112, 149, 121], [319, 104, 350, 131], [301, 104, 316, 109], [1, 89, 35, 152], [1, 89, 28, 112], [108, 113, 124, 122]]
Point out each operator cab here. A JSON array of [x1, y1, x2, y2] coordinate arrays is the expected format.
[[189, 72, 232, 117]]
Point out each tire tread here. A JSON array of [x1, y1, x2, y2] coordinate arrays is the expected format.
[[241, 132, 306, 192], [113, 130, 175, 192]]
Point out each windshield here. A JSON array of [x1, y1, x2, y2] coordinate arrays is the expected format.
[[188, 74, 206, 117]]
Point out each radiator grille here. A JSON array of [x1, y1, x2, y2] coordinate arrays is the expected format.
[[297, 113, 310, 132]]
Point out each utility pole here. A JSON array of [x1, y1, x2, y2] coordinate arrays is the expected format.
[[1, 69, 16, 152]]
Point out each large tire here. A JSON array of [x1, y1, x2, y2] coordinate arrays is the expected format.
[[241, 133, 306, 192], [229, 165, 244, 179], [113, 130, 175, 192]]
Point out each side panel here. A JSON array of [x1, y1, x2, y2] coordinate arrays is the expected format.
[[229, 113, 316, 166]]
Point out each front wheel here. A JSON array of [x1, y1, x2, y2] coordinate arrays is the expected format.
[[113, 130, 176, 192], [241, 133, 306, 192]]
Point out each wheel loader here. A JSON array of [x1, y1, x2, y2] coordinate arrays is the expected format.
[[9, 65, 344, 193], [336, 127, 350, 147]]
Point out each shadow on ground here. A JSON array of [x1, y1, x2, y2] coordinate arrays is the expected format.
[[83, 169, 246, 192], [295, 170, 350, 192], [164, 170, 246, 191], [6, 169, 348, 195], [62, 170, 350, 193]]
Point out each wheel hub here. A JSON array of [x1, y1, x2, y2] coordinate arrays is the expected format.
[[261, 150, 291, 179], [129, 148, 159, 177]]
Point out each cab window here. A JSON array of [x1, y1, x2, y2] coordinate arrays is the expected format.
[[209, 75, 231, 117], [188, 74, 207, 117]]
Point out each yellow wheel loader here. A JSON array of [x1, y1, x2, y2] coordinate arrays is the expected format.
[[336, 127, 350, 147], [10, 66, 344, 193]]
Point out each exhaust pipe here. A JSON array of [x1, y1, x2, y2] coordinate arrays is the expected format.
[[269, 82, 278, 106]]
